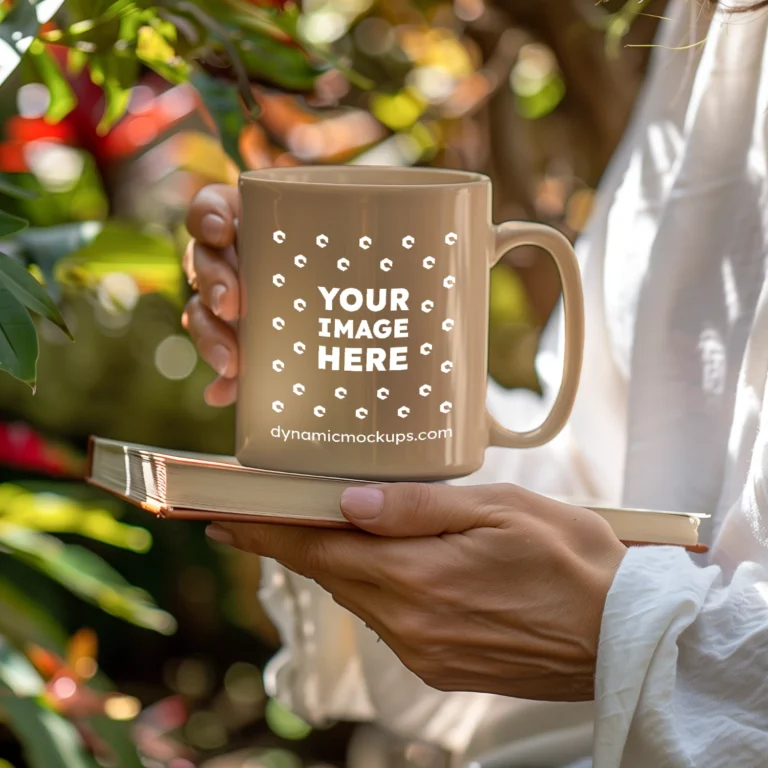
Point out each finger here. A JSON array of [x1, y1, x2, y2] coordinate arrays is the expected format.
[[186, 184, 240, 249], [204, 376, 237, 407], [205, 522, 378, 582], [184, 295, 238, 379], [339, 482, 511, 537], [186, 240, 239, 322]]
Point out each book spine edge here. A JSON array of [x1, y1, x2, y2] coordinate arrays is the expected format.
[[85, 475, 169, 519], [85, 435, 95, 479], [622, 540, 707, 553]]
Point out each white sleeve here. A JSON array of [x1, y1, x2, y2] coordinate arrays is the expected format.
[[594, 544, 768, 767], [258, 557, 508, 754]]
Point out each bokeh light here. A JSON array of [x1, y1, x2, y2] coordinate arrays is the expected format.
[[224, 662, 265, 707], [354, 17, 394, 55], [265, 698, 312, 741], [16, 82, 50, 118], [154, 334, 198, 380], [299, 10, 349, 45], [185, 710, 228, 750], [104, 694, 142, 720], [97, 273, 140, 314], [24, 141, 85, 193]]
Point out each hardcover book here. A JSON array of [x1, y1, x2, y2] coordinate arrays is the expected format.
[[86, 437, 707, 552]]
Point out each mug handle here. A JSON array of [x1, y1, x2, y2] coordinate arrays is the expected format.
[[486, 221, 585, 449]]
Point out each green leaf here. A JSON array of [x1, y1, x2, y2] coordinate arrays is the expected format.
[[0, 253, 72, 339], [0, 636, 42, 697], [0, 210, 29, 238], [64, 0, 130, 25], [202, 0, 294, 43], [0, 584, 142, 768], [66, 48, 87, 75], [116, 6, 150, 48], [0, 696, 97, 768], [0, 284, 38, 386], [191, 70, 246, 170], [0, 0, 39, 88], [91, 54, 138, 135], [55, 221, 181, 300], [0, 638, 96, 768], [88, 717, 143, 768], [0, 523, 177, 634], [87, 54, 104, 85], [0, 577, 68, 652], [16, 222, 104, 293], [27, 39, 77, 123], [208, 1, 369, 90], [135, 23, 190, 84], [44, 0, 133, 51], [0, 175, 38, 201], [0, 484, 151, 552], [238, 32, 324, 92]]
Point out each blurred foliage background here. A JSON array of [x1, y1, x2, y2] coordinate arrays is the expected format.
[[0, 0, 668, 766]]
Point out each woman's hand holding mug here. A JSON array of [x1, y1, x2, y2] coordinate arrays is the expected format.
[[183, 183, 241, 408], [183, 173, 624, 702]]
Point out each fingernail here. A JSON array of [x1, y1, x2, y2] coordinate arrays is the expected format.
[[341, 487, 384, 520], [206, 525, 234, 545], [201, 214, 226, 245], [211, 284, 226, 316], [208, 344, 230, 376]]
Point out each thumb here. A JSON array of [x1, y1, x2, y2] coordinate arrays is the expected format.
[[339, 482, 506, 537]]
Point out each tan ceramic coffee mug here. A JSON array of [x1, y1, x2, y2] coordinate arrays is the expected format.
[[236, 166, 583, 481]]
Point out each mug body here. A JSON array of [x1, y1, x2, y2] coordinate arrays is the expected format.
[[236, 166, 493, 481]]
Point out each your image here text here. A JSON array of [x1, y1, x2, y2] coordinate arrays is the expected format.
[[316, 286, 413, 372]]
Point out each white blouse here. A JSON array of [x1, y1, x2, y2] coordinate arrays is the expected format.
[[258, 2, 768, 765]]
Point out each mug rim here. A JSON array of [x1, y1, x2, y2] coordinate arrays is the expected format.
[[240, 165, 490, 190]]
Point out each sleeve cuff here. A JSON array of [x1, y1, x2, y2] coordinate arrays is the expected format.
[[593, 545, 721, 764]]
